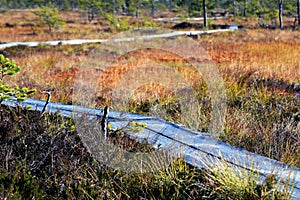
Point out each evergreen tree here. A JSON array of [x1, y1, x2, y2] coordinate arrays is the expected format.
[[34, 3, 64, 32]]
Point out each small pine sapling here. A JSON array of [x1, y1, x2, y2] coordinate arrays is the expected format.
[[0, 54, 36, 103]]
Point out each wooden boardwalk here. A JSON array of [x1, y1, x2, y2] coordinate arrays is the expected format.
[[2, 98, 299, 199], [0, 29, 233, 49]]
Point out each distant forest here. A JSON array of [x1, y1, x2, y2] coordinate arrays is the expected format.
[[0, 0, 300, 27]]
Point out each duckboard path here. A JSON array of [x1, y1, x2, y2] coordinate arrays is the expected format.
[[2, 98, 299, 199], [0, 29, 233, 49]]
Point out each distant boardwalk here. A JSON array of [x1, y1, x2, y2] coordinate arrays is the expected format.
[[0, 29, 234, 50]]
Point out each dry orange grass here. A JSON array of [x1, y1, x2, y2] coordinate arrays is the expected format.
[[1, 9, 299, 103], [5, 46, 201, 103], [3, 29, 299, 103], [5, 47, 85, 102], [97, 49, 199, 88], [200, 30, 300, 83], [0, 9, 165, 43], [0, 9, 113, 42], [73, 48, 205, 107]]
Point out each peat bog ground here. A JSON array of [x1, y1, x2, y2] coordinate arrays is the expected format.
[[0, 10, 299, 199]]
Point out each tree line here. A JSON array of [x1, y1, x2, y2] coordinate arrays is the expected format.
[[0, 0, 299, 27]]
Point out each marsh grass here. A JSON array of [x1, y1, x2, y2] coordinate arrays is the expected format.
[[202, 158, 292, 200], [223, 81, 300, 167], [2, 29, 299, 167]]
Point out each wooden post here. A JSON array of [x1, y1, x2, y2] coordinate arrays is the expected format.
[[297, 0, 300, 25], [151, 0, 155, 17], [203, 0, 207, 27], [243, 0, 247, 17], [278, 0, 283, 29], [101, 106, 109, 138]]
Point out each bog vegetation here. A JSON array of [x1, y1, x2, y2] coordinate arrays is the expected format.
[[0, 2, 299, 199]]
